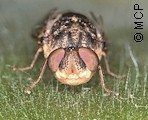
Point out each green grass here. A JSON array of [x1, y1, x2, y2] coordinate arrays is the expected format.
[[0, 36, 148, 120]]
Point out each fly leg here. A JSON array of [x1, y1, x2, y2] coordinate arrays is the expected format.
[[13, 47, 46, 94], [13, 47, 43, 71], [103, 53, 126, 79], [98, 65, 119, 96], [24, 59, 47, 94], [91, 11, 126, 79]]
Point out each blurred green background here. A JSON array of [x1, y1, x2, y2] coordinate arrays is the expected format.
[[0, 0, 148, 120]]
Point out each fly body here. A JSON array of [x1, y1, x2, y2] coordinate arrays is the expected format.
[[13, 9, 126, 95]]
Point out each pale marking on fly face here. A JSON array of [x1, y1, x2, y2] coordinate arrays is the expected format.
[[78, 68, 92, 78]]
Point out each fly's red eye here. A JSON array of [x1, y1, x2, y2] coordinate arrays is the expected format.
[[78, 48, 99, 72], [48, 48, 65, 72]]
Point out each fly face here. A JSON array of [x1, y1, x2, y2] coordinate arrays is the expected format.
[[48, 47, 99, 86], [13, 9, 126, 95]]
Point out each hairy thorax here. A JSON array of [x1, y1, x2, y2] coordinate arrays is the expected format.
[[41, 12, 104, 85]]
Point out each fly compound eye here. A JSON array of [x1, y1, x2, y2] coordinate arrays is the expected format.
[[78, 48, 99, 72], [48, 48, 65, 72]]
